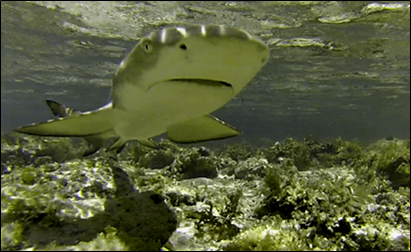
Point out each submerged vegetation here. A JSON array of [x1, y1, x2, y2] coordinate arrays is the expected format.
[[1, 133, 410, 251]]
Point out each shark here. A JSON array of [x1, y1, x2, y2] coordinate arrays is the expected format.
[[44, 99, 120, 156], [15, 24, 270, 155]]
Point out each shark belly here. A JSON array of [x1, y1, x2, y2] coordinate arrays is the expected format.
[[113, 80, 234, 141]]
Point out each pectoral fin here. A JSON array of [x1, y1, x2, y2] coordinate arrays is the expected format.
[[166, 115, 240, 143], [15, 106, 116, 137], [43, 100, 118, 156], [137, 138, 158, 149]]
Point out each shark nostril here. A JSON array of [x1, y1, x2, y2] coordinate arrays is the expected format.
[[179, 44, 187, 50]]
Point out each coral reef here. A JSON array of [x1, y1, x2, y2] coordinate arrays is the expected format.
[[1, 133, 409, 251]]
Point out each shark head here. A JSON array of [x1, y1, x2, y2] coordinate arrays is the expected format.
[[111, 24, 269, 111], [15, 24, 269, 154]]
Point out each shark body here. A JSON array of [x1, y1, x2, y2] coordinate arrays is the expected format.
[[15, 25, 269, 154]]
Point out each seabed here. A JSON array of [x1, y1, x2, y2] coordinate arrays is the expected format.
[[1, 133, 410, 251]]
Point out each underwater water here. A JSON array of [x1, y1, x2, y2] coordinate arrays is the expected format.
[[1, 1, 410, 251], [1, 1, 409, 143]]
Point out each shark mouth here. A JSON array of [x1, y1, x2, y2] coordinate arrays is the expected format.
[[169, 79, 232, 88]]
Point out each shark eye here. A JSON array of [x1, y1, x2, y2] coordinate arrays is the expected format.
[[141, 40, 152, 53], [179, 44, 187, 50]]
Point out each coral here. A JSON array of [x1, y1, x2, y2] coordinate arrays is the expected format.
[[230, 157, 269, 180], [180, 156, 218, 179], [139, 149, 175, 169], [306, 137, 366, 168], [218, 142, 258, 162], [1, 134, 177, 251], [222, 218, 311, 251], [1, 133, 410, 251], [367, 139, 410, 189], [254, 151, 409, 251], [262, 138, 312, 171]]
